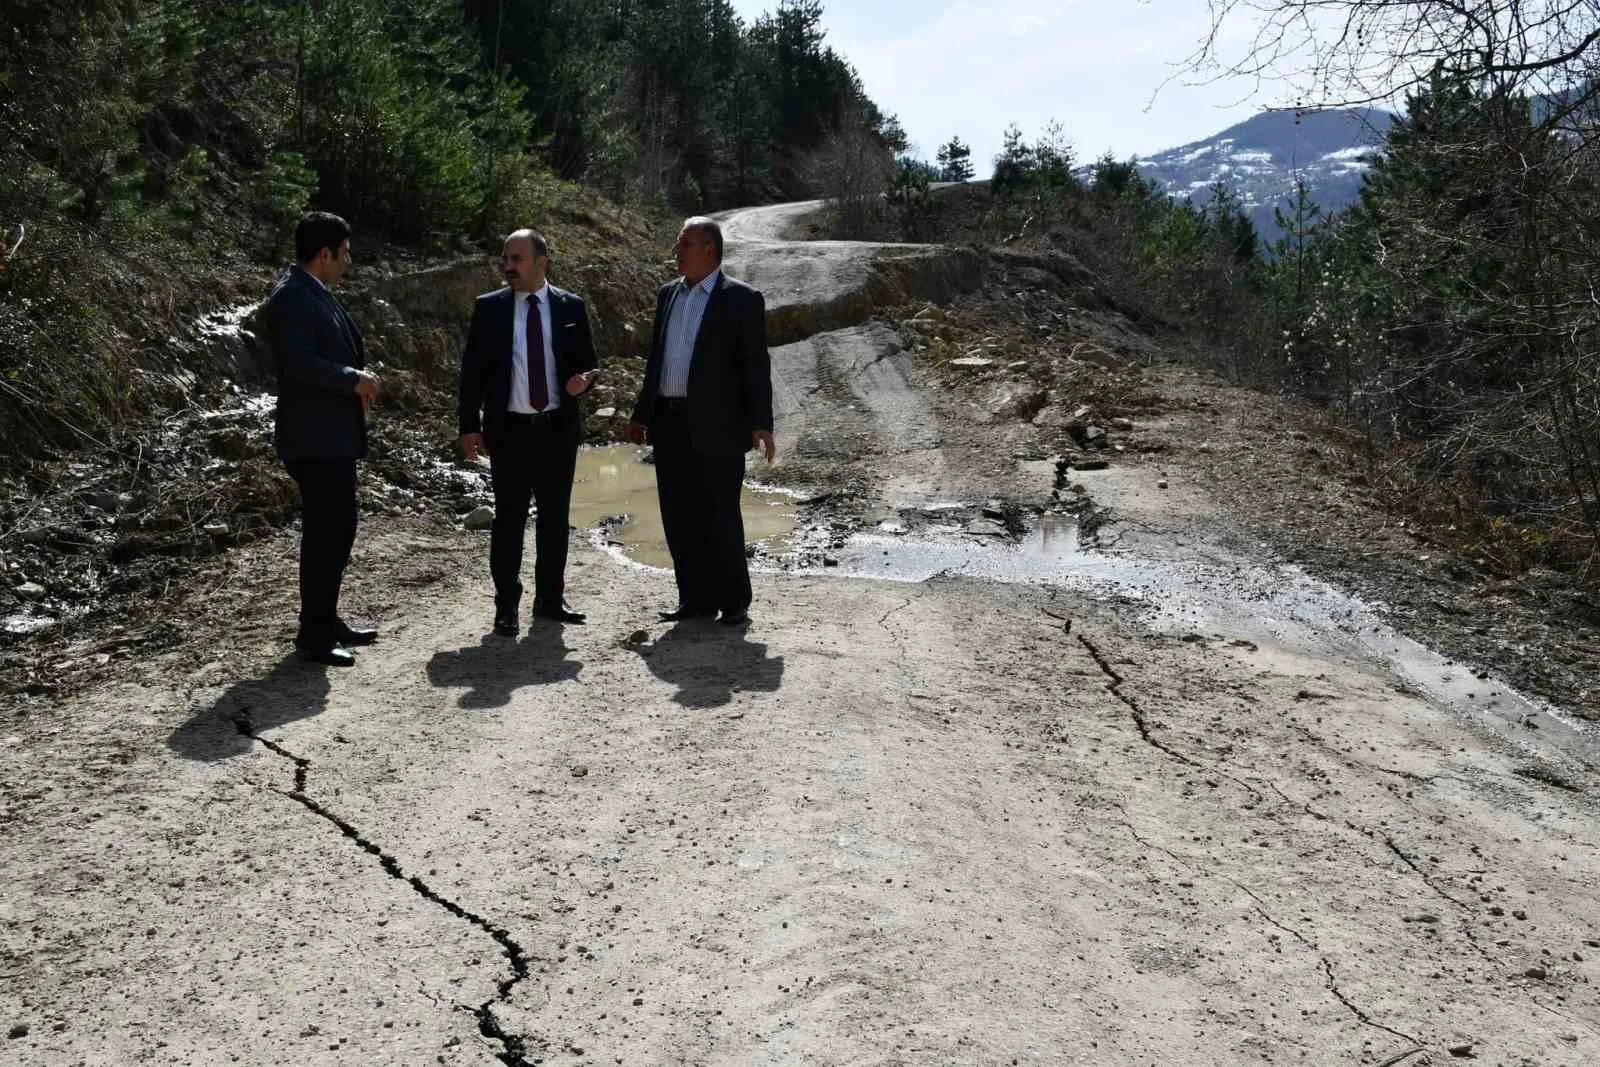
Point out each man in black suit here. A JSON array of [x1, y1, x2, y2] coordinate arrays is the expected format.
[[265, 212, 381, 667], [459, 229, 600, 634], [626, 217, 775, 627]]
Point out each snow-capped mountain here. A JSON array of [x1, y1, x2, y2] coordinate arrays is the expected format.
[[1134, 108, 1395, 241]]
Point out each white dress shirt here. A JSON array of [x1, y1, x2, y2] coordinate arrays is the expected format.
[[659, 269, 719, 398], [509, 284, 557, 414]]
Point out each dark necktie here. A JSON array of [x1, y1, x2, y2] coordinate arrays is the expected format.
[[526, 293, 549, 411]]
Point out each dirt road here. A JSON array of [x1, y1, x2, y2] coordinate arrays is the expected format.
[[3, 203, 1599, 1067]]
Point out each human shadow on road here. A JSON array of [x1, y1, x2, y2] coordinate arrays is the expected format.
[[166, 652, 333, 762], [628, 622, 784, 709], [425, 622, 582, 710]]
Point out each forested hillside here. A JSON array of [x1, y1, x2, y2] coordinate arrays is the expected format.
[[0, 0, 896, 460]]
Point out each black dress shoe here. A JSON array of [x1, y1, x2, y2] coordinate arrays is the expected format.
[[658, 606, 717, 622], [492, 612, 519, 636], [332, 620, 378, 646], [297, 643, 356, 667], [534, 606, 587, 624], [718, 609, 750, 626]]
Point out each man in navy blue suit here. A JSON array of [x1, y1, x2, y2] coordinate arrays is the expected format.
[[265, 212, 381, 667], [458, 229, 599, 634]]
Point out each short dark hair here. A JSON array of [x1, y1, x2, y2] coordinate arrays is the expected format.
[[682, 217, 723, 261], [506, 228, 550, 258], [295, 212, 351, 265]]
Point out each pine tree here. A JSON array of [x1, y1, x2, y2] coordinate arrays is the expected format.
[[935, 136, 973, 182]]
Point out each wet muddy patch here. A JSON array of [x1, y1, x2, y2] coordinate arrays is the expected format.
[[811, 502, 1600, 770], [570, 446, 798, 569]]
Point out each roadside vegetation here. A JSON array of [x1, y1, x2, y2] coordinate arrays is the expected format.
[[0, 0, 899, 464], [861, 2, 1600, 590]]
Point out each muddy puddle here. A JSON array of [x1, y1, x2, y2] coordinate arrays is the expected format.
[[819, 507, 1600, 770], [568, 445, 797, 569]]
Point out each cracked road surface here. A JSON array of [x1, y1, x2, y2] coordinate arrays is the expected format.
[[4, 201, 1600, 1066]]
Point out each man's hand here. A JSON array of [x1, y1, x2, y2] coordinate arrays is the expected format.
[[354, 370, 380, 408], [461, 433, 488, 462], [624, 421, 647, 445], [752, 431, 776, 463], [565, 369, 601, 397]]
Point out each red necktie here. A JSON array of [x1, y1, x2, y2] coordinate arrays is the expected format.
[[526, 294, 549, 411]]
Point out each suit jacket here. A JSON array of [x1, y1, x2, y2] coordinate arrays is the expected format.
[[266, 265, 367, 463], [630, 273, 773, 457], [458, 284, 598, 447]]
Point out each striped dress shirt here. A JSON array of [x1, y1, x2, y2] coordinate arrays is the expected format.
[[658, 270, 719, 398]]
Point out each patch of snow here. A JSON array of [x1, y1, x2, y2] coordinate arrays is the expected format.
[[3, 613, 57, 636], [1175, 144, 1217, 165], [195, 300, 260, 341], [1320, 146, 1372, 162]]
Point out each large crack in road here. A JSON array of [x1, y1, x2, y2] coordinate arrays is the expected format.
[[232, 709, 538, 1066]]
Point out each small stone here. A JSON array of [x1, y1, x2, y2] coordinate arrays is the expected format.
[[1157, 479, 1168, 489], [632, 997, 643, 1006], [1513, 909, 1528, 920], [463, 505, 495, 531], [571, 766, 588, 778], [202, 522, 230, 536], [625, 630, 649, 645], [1110, 417, 1134, 431], [1523, 966, 1547, 980], [950, 356, 994, 368], [1447, 1043, 1474, 1057], [14, 582, 45, 600], [595, 407, 617, 419], [7, 1023, 28, 1039], [1072, 459, 1109, 472]]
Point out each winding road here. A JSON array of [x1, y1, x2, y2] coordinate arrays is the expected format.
[[3, 201, 1599, 1067]]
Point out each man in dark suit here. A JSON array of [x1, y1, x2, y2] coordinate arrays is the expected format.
[[459, 229, 600, 634], [626, 216, 775, 627], [265, 212, 381, 667]]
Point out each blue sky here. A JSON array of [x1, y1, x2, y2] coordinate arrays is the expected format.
[[729, 0, 1277, 171]]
